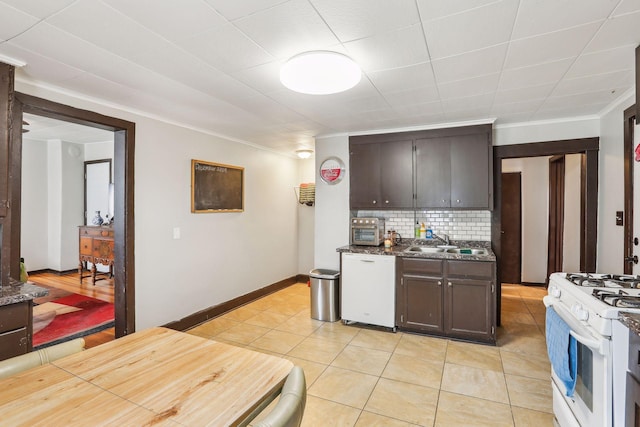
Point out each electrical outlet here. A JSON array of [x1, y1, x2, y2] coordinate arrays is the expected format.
[[173, 227, 180, 239], [616, 211, 624, 226]]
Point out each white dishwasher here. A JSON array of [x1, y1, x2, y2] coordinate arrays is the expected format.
[[341, 253, 396, 329]]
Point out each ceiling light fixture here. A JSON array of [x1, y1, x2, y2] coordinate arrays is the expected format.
[[296, 149, 313, 159], [280, 51, 361, 95], [0, 54, 26, 68]]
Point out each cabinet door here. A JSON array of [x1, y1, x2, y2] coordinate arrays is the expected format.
[[450, 133, 490, 208], [444, 278, 494, 342], [626, 372, 640, 427], [400, 275, 443, 332], [415, 137, 451, 208], [380, 139, 413, 209], [349, 142, 381, 209]]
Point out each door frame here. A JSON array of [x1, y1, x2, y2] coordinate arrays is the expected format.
[[10, 92, 135, 338], [624, 104, 636, 274], [492, 138, 599, 325]]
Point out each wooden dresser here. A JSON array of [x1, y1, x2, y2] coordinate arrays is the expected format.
[[78, 225, 114, 285]]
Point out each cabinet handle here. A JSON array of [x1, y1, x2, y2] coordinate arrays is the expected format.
[[385, 200, 389, 204], [437, 281, 442, 286], [372, 200, 377, 204], [456, 199, 460, 203], [448, 282, 452, 287]]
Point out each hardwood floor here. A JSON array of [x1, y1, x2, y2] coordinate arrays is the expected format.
[[29, 271, 115, 349]]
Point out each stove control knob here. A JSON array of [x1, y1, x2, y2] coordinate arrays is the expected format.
[[572, 304, 589, 321], [549, 286, 561, 298]]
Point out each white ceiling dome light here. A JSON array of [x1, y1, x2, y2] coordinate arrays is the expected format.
[[296, 149, 313, 159], [280, 51, 361, 95]]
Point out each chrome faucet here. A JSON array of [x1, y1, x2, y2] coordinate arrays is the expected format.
[[434, 233, 450, 245]]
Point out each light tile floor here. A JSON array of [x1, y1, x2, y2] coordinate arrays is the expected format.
[[187, 283, 553, 426]]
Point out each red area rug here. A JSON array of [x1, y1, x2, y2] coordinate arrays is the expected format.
[[33, 293, 114, 349]]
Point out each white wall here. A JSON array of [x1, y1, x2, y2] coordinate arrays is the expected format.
[[20, 139, 49, 270], [314, 135, 350, 271], [598, 93, 635, 273], [502, 157, 549, 283], [297, 157, 315, 275], [16, 81, 304, 329], [563, 154, 582, 272]]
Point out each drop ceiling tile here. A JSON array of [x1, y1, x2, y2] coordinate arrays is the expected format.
[[103, 0, 227, 43], [0, 0, 75, 19], [381, 85, 440, 108], [0, 2, 39, 41], [56, 73, 138, 105], [493, 84, 555, 104], [441, 93, 494, 113], [177, 22, 274, 73], [565, 46, 635, 78], [541, 89, 625, 110], [498, 58, 574, 90], [45, 0, 166, 56], [504, 22, 600, 69], [416, 0, 501, 21], [438, 73, 501, 100], [3, 43, 84, 83], [511, 0, 616, 39], [552, 70, 633, 97], [204, 0, 289, 21], [532, 103, 606, 121], [423, 0, 519, 59], [393, 100, 443, 117], [367, 62, 436, 93], [344, 24, 429, 72], [494, 111, 535, 124], [233, 0, 339, 60], [491, 99, 545, 115], [231, 60, 286, 94], [431, 44, 508, 83], [584, 10, 640, 53], [443, 106, 493, 122], [310, 0, 419, 42], [612, 0, 640, 16]]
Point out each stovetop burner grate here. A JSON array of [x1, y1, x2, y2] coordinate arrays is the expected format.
[[592, 288, 640, 308], [566, 273, 640, 289]]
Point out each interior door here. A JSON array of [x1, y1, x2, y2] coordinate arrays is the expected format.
[[500, 172, 522, 283]]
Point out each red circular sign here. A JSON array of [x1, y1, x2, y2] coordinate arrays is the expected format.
[[319, 157, 344, 184]]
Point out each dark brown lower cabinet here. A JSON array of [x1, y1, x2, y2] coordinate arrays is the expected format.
[[626, 372, 640, 427], [0, 300, 32, 361], [397, 257, 496, 344]]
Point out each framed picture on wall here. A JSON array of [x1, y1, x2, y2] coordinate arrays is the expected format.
[[191, 159, 244, 213]]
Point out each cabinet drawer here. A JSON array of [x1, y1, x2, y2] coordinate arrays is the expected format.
[[400, 258, 443, 276], [92, 238, 114, 258], [80, 226, 114, 238], [80, 236, 93, 255], [0, 302, 29, 333], [447, 260, 494, 280], [0, 328, 28, 360]]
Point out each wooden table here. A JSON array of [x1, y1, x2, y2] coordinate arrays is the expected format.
[[0, 327, 294, 426], [78, 225, 115, 285]]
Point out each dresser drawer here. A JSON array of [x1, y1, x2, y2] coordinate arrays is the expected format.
[[0, 328, 29, 360]]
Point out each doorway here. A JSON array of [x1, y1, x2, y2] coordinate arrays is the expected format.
[[492, 138, 599, 325], [9, 93, 135, 338]]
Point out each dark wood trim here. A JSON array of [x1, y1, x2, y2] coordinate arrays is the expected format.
[[636, 45, 640, 121], [624, 104, 636, 274], [350, 124, 493, 144], [547, 155, 565, 279], [11, 92, 135, 338], [26, 268, 79, 276], [580, 153, 586, 271], [493, 137, 599, 325], [296, 274, 310, 284], [163, 277, 299, 331], [520, 282, 546, 287], [0, 64, 14, 286]]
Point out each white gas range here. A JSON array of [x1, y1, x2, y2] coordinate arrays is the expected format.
[[544, 272, 640, 427]]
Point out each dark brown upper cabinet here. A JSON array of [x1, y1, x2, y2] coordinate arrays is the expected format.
[[416, 131, 492, 209], [350, 124, 493, 210], [349, 138, 413, 209]]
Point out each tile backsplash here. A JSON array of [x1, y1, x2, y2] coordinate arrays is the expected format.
[[353, 210, 491, 241]]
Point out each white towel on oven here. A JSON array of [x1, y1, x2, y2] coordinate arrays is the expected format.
[[545, 306, 578, 397]]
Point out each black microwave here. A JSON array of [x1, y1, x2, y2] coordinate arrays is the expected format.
[[350, 218, 385, 246]]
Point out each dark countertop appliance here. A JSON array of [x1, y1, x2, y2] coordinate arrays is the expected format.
[[350, 217, 385, 246]]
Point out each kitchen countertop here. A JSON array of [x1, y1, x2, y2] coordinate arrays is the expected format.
[[619, 312, 640, 336], [0, 280, 49, 307], [337, 239, 496, 262]]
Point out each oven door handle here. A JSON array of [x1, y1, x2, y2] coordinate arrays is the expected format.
[[544, 296, 607, 356]]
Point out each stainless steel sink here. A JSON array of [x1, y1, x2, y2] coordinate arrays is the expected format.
[[403, 246, 445, 253], [446, 248, 488, 255], [436, 245, 458, 250]]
